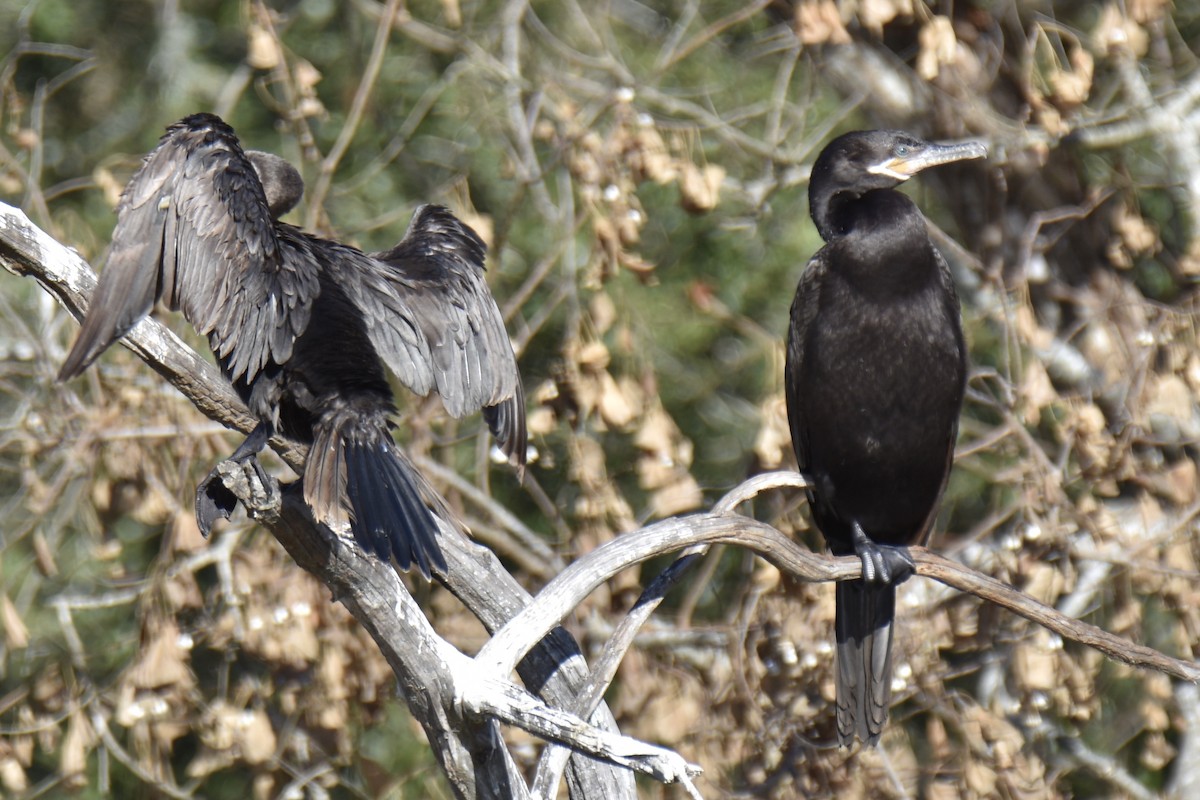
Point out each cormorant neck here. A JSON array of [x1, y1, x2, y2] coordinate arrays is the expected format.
[[811, 182, 852, 242], [811, 183, 901, 242], [827, 189, 938, 292]]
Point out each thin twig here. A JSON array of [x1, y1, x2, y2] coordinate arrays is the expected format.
[[654, 0, 773, 74], [500, 0, 557, 220], [1057, 733, 1157, 800], [415, 452, 564, 574], [303, 0, 402, 226], [714, 470, 809, 513], [653, 0, 700, 72], [90, 709, 197, 800]]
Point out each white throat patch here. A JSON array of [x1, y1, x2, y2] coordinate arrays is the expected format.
[[866, 162, 912, 182]]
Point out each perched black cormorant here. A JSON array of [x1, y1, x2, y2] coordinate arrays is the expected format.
[[785, 130, 984, 745], [60, 113, 526, 578]]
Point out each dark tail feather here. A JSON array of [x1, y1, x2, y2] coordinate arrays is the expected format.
[[342, 440, 446, 578], [834, 580, 896, 746]]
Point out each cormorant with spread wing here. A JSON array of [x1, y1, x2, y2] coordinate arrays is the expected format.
[[786, 130, 984, 744], [60, 113, 526, 578]]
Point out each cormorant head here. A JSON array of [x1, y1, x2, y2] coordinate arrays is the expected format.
[[809, 130, 986, 240], [247, 150, 305, 219]]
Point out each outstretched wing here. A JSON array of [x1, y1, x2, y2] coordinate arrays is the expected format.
[[350, 205, 526, 468], [60, 112, 318, 384]]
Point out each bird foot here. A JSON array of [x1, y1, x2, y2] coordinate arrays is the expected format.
[[851, 522, 914, 585], [228, 421, 272, 461], [195, 454, 272, 537], [195, 422, 276, 537]]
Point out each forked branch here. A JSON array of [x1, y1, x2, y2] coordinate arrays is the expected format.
[[5, 200, 1196, 800]]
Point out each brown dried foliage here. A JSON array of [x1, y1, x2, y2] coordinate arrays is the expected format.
[[1, 0, 1198, 798]]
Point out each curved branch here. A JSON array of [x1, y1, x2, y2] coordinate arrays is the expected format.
[[207, 457, 703, 789], [6, 198, 1196, 800], [478, 509, 1200, 684], [476, 514, 845, 673]]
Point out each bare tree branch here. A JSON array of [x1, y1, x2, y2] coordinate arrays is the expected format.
[[4, 198, 1196, 800], [208, 441, 702, 792], [476, 501, 1200, 685]]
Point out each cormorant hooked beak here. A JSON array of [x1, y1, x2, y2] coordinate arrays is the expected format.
[[866, 139, 988, 182]]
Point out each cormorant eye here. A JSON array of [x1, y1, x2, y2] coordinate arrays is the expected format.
[[895, 144, 911, 157]]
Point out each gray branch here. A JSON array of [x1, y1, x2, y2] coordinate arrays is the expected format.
[[0, 200, 641, 799], [5, 201, 1196, 800]]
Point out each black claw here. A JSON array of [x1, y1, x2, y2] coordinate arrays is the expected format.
[[859, 550, 878, 583], [194, 423, 275, 537], [850, 522, 915, 585], [247, 457, 272, 491], [195, 471, 238, 538], [882, 546, 915, 583]]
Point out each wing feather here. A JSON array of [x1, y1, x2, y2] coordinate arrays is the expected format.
[[783, 250, 828, 475], [59, 113, 318, 384], [348, 205, 527, 466], [914, 248, 967, 544]]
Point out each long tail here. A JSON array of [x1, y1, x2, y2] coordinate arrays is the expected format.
[[834, 580, 896, 746], [306, 421, 446, 578]]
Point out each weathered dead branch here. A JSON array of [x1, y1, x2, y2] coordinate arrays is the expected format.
[[4, 199, 1196, 800]]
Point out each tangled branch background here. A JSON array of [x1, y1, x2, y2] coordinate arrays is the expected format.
[[0, 1, 1198, 798]]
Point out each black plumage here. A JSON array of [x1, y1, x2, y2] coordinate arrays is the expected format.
[[785, 130, 984, 745], [60, 113, 526, 578]]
